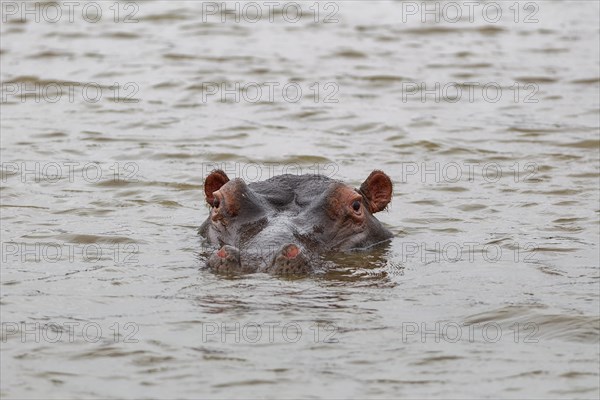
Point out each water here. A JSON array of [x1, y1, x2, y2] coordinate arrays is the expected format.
[[1, 1, 599, 398]]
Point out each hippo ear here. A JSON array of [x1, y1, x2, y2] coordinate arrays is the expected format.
[[204, 170, 229, 206], [359, 170, 393, 213]]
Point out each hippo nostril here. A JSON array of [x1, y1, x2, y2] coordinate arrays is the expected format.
[[216, 247, 228, 258], [213, 198, 220, 208], [283, 244, 300, 259], [208, 245, 248, 274], [267, 243, 310, 275]]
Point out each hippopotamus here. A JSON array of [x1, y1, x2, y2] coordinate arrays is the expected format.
[[199, 170, 393, 275]]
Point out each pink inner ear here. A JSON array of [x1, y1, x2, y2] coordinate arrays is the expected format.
[[360, 171, 392, 213], [204, 170, 229, 204]]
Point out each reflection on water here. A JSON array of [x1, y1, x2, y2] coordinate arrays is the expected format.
[[1, 1, 599, 398]]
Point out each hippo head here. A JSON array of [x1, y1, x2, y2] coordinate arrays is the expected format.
[[199, 170, 393, 275]]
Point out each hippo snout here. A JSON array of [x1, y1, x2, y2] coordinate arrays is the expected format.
[[208, 243, 312, 276]]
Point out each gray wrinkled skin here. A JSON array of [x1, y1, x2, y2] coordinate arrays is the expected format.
[[199, 173, 393, 274]]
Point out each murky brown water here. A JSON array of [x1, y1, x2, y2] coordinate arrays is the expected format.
[[1, 1, 599, 398]]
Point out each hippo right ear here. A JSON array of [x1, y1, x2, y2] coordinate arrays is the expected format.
[[359, 170, 393, 213], [204, 170, 230, 206]]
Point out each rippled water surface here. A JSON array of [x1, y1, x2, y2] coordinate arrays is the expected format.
[[1, 1, 599, 398]]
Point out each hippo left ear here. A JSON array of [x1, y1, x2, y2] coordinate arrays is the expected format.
[[359, 170, 393, 213], [204, 170, 230, 206]]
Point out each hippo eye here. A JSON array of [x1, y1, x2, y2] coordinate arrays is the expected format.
[[212, 198, 220, 208], [352, 200, 361, 212]]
